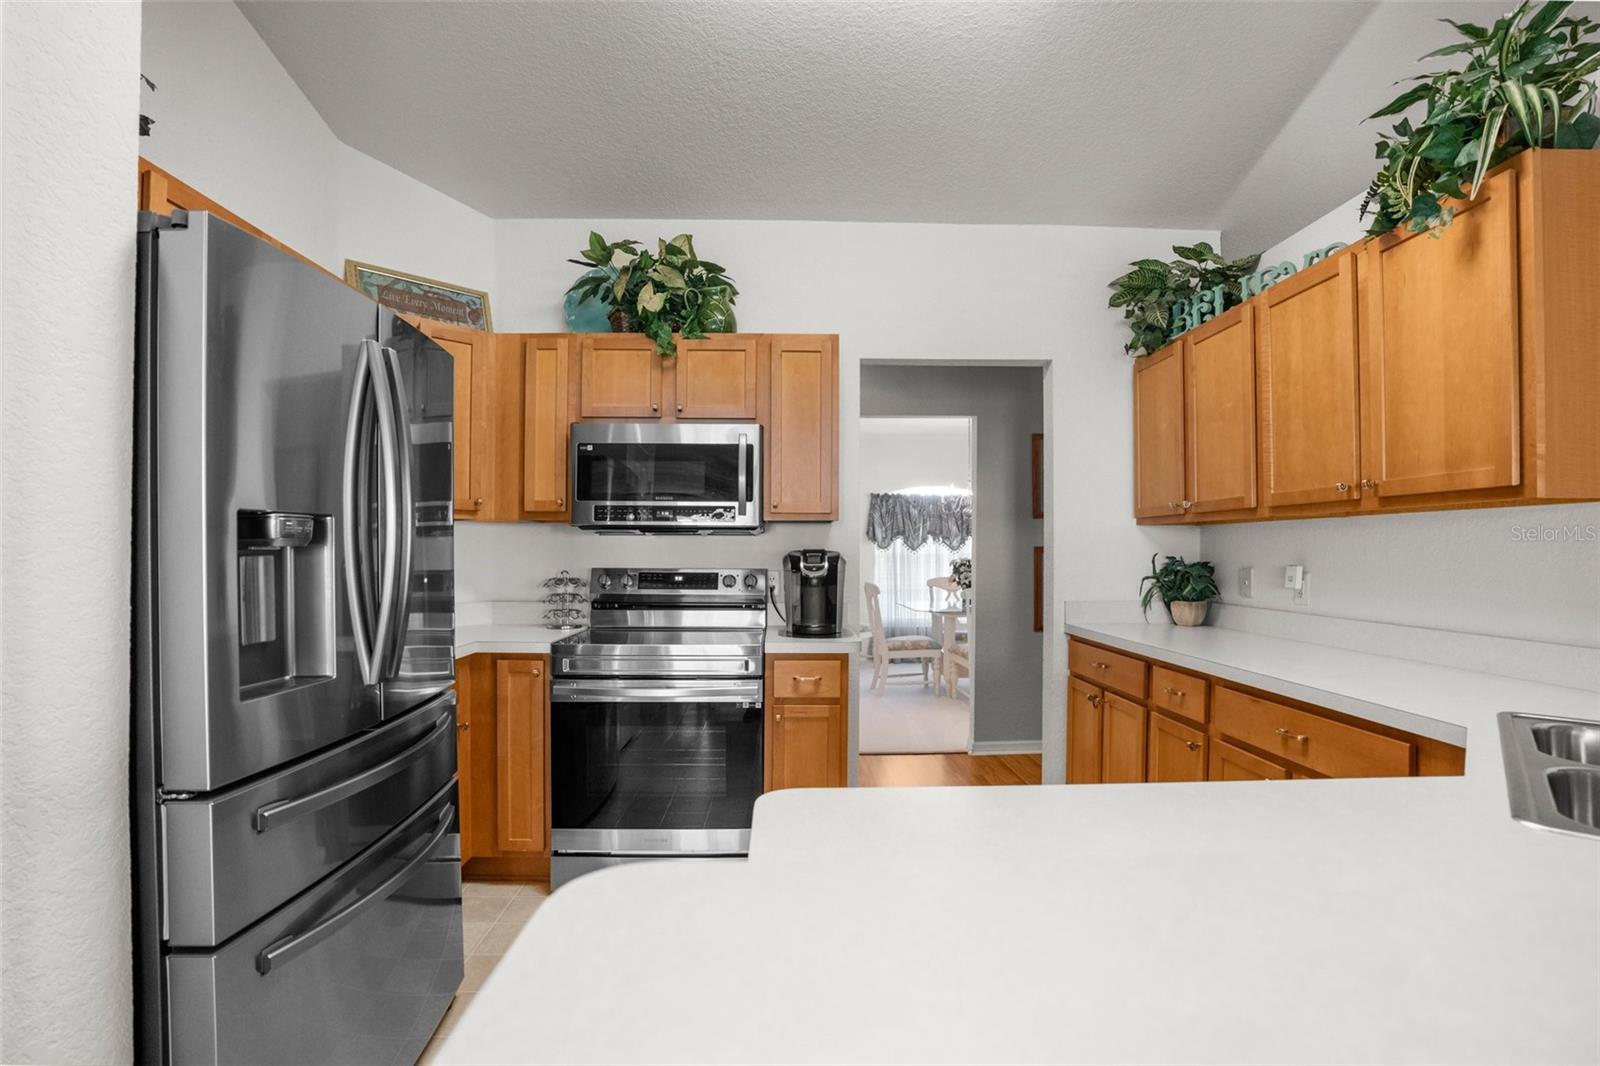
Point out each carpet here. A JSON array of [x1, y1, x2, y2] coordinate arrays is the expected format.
[[857, 665, 971, 754]]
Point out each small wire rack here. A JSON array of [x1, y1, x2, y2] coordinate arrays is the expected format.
[[540, 570, 588, 629]]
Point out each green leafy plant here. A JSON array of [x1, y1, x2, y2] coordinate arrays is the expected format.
[[1108, 242, 1261, 357], [566, 231, 738, 357], [1362, 1, 1600, 236], [1139, 554, 1219, 619]]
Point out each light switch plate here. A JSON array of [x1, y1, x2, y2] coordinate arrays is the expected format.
[[1238, 566, 1254, 598]]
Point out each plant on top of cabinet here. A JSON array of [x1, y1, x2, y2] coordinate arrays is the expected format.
[[1139, 554, 1218, 626], [1107, 242, 1261, 356], [565, 231, 738, 357], [1361, 1, 1600, 237]]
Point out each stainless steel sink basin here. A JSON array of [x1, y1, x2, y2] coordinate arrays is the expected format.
[[1498, 713, 1600, 839], [1532, 722, 1600, 766]]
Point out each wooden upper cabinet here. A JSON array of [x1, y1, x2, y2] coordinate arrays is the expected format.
[[766, 335, 839, 520], [522, 336, 573, 519], [1184, 305, 1257, 514], [1132, 341, 1186, 518], [413, 319, 495, 519], [675, 336, 759, 419], [1258, 254, 1362, 509], [767, 703, 845, 790], [495, 657, 548, 853], [1147, 711, 1206, 783], [1362, 166, 1521, 498], [1066, 676, 1104, 784], [579, 335, 663, 418], [1100, 691, 1147, 784]]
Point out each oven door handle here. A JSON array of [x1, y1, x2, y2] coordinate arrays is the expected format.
[[551, 679, 764, 704]]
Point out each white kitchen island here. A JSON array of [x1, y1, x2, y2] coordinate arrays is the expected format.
[[435, 622, 1600, 1065]]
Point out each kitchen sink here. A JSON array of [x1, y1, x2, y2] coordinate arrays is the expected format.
[[1531, 722, 1600, 766], [1498, 713, 1600, 840]]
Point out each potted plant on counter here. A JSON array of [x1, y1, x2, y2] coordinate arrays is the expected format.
[[1140, 554, 1219, 627]]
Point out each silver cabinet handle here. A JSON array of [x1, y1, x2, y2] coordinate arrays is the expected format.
[[379, 345, 415, 680], [253, 710, 452, 832], [256, 803, 453, 975], [341, 342, 379, 686]]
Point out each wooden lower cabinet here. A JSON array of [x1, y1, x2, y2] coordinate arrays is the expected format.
[[1066, 677, 1105, 784], [1147, 712, 1207, 783], [456, 653, 550, 876], [1209, 739, 1290, 782], [765, 654, 848, 790], [1100, 693, 1147, 784]]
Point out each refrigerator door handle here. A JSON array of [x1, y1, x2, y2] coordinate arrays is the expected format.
[[251, 708, 452, 832], [254, 803, 454, 975], [340, 342, 379, 686], [379, 345, 415, 680], [366, 342, 402, 684]]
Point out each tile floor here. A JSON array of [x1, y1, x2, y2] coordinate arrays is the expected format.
[[420, 880, 549, 1063]]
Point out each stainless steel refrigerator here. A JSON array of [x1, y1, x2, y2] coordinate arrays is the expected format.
[[132, 211, 462, 1065]]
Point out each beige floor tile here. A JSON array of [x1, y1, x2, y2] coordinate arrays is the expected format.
[[461, 921, 493, 954], [462, 880, 522, 900], [499, 894, 545, 922], [474, 918, 533, 957], [462, 895, 511, 924], [459, 953, 498, 993]]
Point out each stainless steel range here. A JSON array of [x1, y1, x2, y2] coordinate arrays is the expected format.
[[550, 567, 768, 887]]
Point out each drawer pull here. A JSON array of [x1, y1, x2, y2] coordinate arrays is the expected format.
[[1274, 727, 1309, 744], [1163, 686, 1184, 699], [792, 674, 823, 683], [1086, 694, 1103, 708], [1184, 741, 1201, 752], [1093, 661, 1110, 670], [1335, 482, 1350, 493]]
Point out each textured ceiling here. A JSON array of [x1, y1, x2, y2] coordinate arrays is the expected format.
[[236, 0, 1539, 239]]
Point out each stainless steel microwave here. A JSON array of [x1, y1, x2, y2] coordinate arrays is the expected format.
[[570, 422, 762, 533]]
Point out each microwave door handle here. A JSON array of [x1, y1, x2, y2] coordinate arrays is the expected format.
[[379, 345, 414, 679], [365, 342, 401, 684], [737, 432, 749, 516], [340, 342, 378, 686]]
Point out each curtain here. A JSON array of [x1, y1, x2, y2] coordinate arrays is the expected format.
[[874, 537, 972, 637], [865, 492, 972, 550]]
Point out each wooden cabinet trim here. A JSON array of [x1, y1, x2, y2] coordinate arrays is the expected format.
[[1066, 676, 1105, 785], [1132, 341, 1187, 519], [578, 335, 664, 419], [494, 656, 550, 853], [765, 335, 840, 520], [1184, 303, 1258, 515], [1100, 691, 1148, 784], [1149, 664, 1208, 725], [1212, 684, 1414, 779], [1147, 711, 1207, 783], [675, 336, 760, 419], [1209, 738, 1291, 781], [1067, 639, 1148, 701], [521, 335, 574, 519]]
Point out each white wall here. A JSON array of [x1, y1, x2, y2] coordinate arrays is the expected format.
[[139, 0, 496, 296], [480, 217, 1209, 781], [1, 3, 141, 1062]]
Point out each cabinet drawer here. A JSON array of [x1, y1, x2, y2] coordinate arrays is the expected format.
[[770, 659, 843, 700], [1212, 686, 1413, 778], [1150, 665, 1207, 723], [1068, 641, 1147, 700]]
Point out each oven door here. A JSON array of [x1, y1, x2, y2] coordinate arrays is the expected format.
[[550, 678, 764, 856], [570, 423, 759, 529]]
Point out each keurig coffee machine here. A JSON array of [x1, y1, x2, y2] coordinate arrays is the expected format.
[[780, 550, 845, 637]]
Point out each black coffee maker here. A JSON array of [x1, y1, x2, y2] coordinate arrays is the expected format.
[[780, 550, 845, 637]]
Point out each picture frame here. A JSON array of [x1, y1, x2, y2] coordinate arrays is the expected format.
[[343, 259, 492, 330], [1031, 433, 1044, 519]]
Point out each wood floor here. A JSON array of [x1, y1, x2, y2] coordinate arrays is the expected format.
[[858, 752, 1041, 787]]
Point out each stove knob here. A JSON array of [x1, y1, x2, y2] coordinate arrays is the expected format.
[[620, 573, 635, 589], [743, 573, 759, 590], [722, 573, 737, 588], [596, 573, 612, 590]]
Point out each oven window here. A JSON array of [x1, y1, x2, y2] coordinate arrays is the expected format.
[[575, 443, 745, 502], [551, 701, 763, 830]]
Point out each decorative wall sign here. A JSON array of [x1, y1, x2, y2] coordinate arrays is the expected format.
[[344, 260, 492, 330], [1169, 241, 1347, 339]]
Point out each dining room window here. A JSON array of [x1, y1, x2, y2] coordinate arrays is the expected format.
[[865, 488, 972, 638]]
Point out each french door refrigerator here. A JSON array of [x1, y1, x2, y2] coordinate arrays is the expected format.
[[132, 211, 461, 1065]]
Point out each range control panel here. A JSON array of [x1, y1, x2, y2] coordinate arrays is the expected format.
[[590, 567, 767, 598]]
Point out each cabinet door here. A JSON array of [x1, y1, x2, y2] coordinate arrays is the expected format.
[[1066, 677, 1104, 784], [676, 336, 758, 419], [1185, 305, 1258, 514], [766, 335, 839, 520], [495, 658, 548, 853], [416, 320, 493, 518], [1146, 711, 1206, 783], [579, 335, 662, 418], [1258, 255, 1361, 508], [522, 336, 572, 518], [1101, 692, 1148, 783], [767, 703, 844, 790], [455, 672, 474, 863], [1209, 739, 1289, 781], [1363, 166, 1520, 498], [1133, 341, 1186, 518]]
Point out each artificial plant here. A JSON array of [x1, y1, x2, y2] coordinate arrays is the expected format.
[[1107, 242, 1261, 357], [1362, 1, 1600, 236], [1139, 554, 1219, 619], [565, 231, 738, 357]]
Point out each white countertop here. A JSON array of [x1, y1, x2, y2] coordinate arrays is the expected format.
[[455, 624, 864, 659], [437, 623, 1600, 1065]]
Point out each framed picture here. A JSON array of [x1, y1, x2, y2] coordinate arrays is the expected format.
[[1031, 433, 1044, 518], [1033, 546, 1044, 632], [344, 260, 492, 330]]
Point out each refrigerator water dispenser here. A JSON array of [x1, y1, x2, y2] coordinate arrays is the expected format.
[[236, 511, 334, 699]]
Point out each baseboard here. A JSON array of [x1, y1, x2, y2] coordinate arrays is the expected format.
[[968, 740, 1043, 756]]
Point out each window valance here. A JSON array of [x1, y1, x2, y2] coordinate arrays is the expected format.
[[865, 492, 973, 550]]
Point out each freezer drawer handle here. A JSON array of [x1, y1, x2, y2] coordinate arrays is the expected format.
[[255, 803, 454, 976], [252, 710, 453, 833]]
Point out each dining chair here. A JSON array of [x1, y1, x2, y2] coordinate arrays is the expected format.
[[926, 577, 971, 697], [863, 582, 942, 691]]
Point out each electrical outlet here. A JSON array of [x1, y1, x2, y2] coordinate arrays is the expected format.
[[1293, 573, 1311, 607], [1238, 566, 1254, 598], [1283, 564, 1304, 591]]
